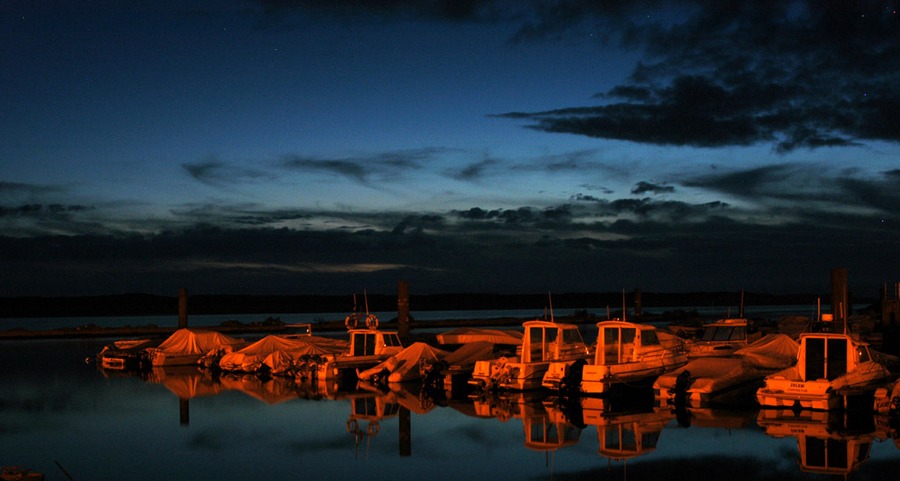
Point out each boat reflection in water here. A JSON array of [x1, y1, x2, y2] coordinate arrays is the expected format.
[[30, 343, 896, 481], [757, 409, 880, 477], [469, 392, 582, 451]]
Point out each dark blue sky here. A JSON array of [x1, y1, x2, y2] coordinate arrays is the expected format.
[[1, 1, 898, 297]]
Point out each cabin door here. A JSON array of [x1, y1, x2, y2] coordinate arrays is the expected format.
[[601, 327, 620, 365], [826, 338, 848, 380], [525, 326, 557, 363], [803, 338, 848, 381], [352, 333, 377, 356], [601, 326, 636, 364]]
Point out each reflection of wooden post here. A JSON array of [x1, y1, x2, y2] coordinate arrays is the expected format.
[[178, 288, 188, 328], [634, 288, 642, 317], [399, 407, 411, 457], [831, 268, 848, 332], [180, 398, 189, 426], [398, 280, 410, 340]]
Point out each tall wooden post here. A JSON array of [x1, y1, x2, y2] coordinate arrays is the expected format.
[[399, 407, 411, 457], [634, 288, 642, 317], [180, 398, 190, 426], [831, 268, 848, 332], [178, 288, 188, 329], [398, 280, 410, 340]]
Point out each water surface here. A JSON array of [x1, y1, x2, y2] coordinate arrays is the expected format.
[[2, 336, 898, 481]]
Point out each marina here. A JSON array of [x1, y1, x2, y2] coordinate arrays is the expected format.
[[1, 336, 899, 481]]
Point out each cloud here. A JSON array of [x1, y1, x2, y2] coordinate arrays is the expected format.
[[182, 159, 275, 186], [683, 164, 900, 220], [280, 148, 440, 184], [496, 1, 900, 152], [631, 181, 674, 195]]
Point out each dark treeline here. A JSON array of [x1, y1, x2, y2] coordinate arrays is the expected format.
[[0, 291, 860, 319]]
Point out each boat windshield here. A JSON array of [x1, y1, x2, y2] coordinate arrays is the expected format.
[[701, 326, 746, 342], [642, 330, 660, 346], [562, 328, 584, 344]]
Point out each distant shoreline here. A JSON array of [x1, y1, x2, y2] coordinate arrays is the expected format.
[[0, 291, 862, 319]]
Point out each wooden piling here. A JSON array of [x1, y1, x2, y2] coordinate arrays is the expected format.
[[178, 288, 188, 329], [634, 288, 642, 317], [830, 268, 848, 331], [398, 280, 410, 340], [399, 407, 411, 457]]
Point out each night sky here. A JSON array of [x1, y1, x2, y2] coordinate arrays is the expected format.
[[2, 1, 898, 298]]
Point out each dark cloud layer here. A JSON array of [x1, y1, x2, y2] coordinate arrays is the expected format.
[[2, 161, 897, 297], [496, 1, 900, 152]]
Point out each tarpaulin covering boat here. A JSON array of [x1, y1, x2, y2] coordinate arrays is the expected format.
[[655, 333, 799, 406], [435, 328, 523, 346], [358, 342, 449, 383], [218, 335, 347, 374], [146, 329, 245, 367]]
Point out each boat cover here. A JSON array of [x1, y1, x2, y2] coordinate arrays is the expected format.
[[358, 342, 449, 383], [734, 333, 799, 369], [655, 334, 798, 392], [155, 328, 245, 357], [219, 335, 347, 373], [441, 340, 497, 368], [435, 328, 523, 345]]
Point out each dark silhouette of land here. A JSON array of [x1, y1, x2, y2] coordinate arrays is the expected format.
[[0, 291, 851, 319]]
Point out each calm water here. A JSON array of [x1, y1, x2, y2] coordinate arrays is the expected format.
[[2, 320, 898, 480], [0, 304, 839, 332]]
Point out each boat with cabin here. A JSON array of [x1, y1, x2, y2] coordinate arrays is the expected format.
[[469, 319, 590, 391], [756, 331, 891, 411], [543, 320, 688, 395], [655, 333, 799, 407], [688, 318, 760, 358]]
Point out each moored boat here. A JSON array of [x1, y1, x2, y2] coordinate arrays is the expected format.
[[688, 318, 760, 358], [469, 320, 590, 391], [543, 320, 688, 395], [756, 331, 891, 411], [655, 333, 799, 407], [144, 328, 246, 367]]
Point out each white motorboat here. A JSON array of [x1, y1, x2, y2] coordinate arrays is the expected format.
[[469, 320, 590, 391], [543, 320, 688, 395], [688, 318, 760, 358], [756, 331, 891, 411], [655, 333, 799, 407]]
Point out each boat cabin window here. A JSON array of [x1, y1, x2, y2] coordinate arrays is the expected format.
[[701, 326, 746, 342], [858, 345, 870, 363], [642, 329, 660, 346], [562, 328, 583, 344], [383, 334, 402, 347]]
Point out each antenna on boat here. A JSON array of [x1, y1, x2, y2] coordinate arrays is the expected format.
[[739, 289, 745, 318], [548, 291, 555, 322], [363, 289, 370, 316], [621, 289, 626, 322]]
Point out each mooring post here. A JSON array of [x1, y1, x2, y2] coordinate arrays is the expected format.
[[634, 288, 642, 317], [178, 287, 188, 329], [399, 407, 411, 457], [180, 398, 189, 426], [398, 280, 410, 340], [831, 268, 848, 332]]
